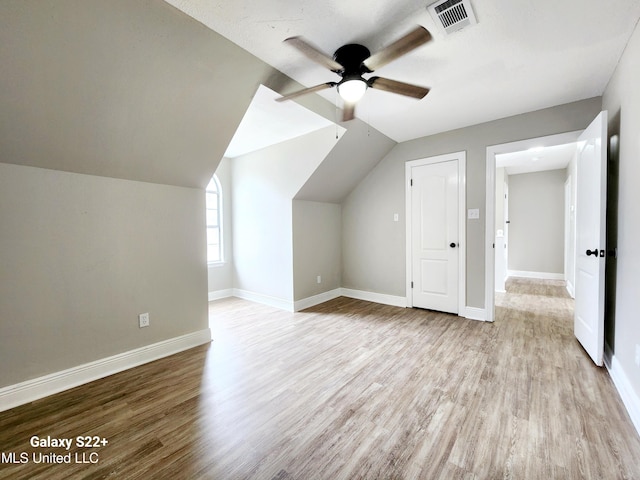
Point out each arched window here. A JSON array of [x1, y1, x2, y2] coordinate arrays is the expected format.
[[206, 175, 223, 264]]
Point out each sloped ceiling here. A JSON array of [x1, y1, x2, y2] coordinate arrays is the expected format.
[[5, 1, 636, 194], [0, 0, 276, 188], [166, 0, 640, 142], [224, 85, 336, 158], [0, 0, 396, 194], [294, 119, 396, 203]]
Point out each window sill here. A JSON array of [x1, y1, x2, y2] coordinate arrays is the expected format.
[[208, 261, 226, 268]]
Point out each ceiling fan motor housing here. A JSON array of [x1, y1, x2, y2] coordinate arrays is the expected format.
[[333, 44, 372, 75]]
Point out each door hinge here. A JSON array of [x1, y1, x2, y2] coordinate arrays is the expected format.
[[410, 179, 413, 186], [411, 281, 414, 288]]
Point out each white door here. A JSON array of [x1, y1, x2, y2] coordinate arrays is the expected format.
[[503, 182, 509, 279], [409, 159, 459, 313], [574, 110, 607, 366]]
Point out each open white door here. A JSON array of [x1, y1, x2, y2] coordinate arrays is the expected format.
[[574, 110, 607, 366]]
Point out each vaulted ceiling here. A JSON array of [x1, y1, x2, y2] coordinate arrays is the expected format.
[[166, 0, 640, 143], [2, 1, 638, 194]]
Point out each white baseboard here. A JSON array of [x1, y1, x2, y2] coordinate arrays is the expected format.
[[232, 288, 295, 312], [234, 287, 407, 311], [340, 288, 407, 308], [228, 288, 485, 324], [294, 289, 342, 311], [208, 289, 233, 301], [0, 329, 212, 413], [508, 270, 565, 280], [566, 281, 575, 298], [464, 307, 487, 321], [607, 356, 640, 438], [233, 287, 408, 310]]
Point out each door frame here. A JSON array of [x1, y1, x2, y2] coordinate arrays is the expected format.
[[564, 177, 575, 298], [484, 131, 581, 322], [406, 151, 466, 315]]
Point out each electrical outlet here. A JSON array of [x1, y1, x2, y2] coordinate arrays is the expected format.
[[317, 275, 322, 284], [138, 312, 150, 328]]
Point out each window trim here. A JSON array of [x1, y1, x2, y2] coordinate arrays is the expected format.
[[206, 174, 224, 266]]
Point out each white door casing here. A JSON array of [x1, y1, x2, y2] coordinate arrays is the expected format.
[[485, 130, 583, 322], [574, 110, 608, 366], [406, 153, 466, 315], [504, 182, 509, 273]]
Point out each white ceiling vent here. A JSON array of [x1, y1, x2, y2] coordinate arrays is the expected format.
[[427, 0, 477, 35]]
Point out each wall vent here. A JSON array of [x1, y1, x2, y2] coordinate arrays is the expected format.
[[427, 0, 477, 35]]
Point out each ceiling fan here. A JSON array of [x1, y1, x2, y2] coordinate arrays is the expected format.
[[276, 26, 432, 121]]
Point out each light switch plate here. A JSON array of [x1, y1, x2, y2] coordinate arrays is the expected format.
[[468, 208, 480, 219]]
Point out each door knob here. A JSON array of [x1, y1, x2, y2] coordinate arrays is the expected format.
[[450, 242, 457, 248], [586, 248, 598, 257]]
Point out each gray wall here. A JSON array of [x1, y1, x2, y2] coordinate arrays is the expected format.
[[342, 146, 407, 297], [342, 97, 602, 308], [0, 0, 274, 189], [0, 0, 379, 389], [507, 169, 566, 274], [293, 201, 342, 301], [0, 164, 208, 387], [0, 0, 278, 388], [602, 19, 640, 406]]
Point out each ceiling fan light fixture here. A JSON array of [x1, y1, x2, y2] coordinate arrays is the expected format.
[[337, 78, 367, 103]]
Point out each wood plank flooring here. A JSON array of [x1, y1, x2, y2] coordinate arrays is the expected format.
[[1, 278, 640, 479]]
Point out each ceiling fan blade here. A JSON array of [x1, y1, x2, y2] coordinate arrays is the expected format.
[[342, 102, 356, 122], [368, 76, 430, 99], [284, 36, 344, 72], [363, 26, 432, 72], [275, 82, 337, 102]]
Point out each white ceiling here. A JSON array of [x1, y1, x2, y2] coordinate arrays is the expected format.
[[224, 84, 336, 158], [496, 143, 576, 176], [166, 0, 640, 144]]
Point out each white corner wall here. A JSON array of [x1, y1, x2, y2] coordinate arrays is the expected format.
[[231, 127, 342, 308]]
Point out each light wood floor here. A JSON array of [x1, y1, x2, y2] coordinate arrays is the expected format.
[[1, 278, 640, 479]]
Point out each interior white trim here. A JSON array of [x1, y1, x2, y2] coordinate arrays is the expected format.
[[507, 270, 565, 280], [208, 288, 234, 301], [232, 288, 295, 311], [232, 287, 489, 318], [566, 280, 575, 298], [405, 151, 467, 315], [607, 356, 640, 438], [294, 289, 342, 311], [0, 329, 212, 413], [341, 288, 407, 308], [485, 131, 582, 322], [463, 307, 487, 321]]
